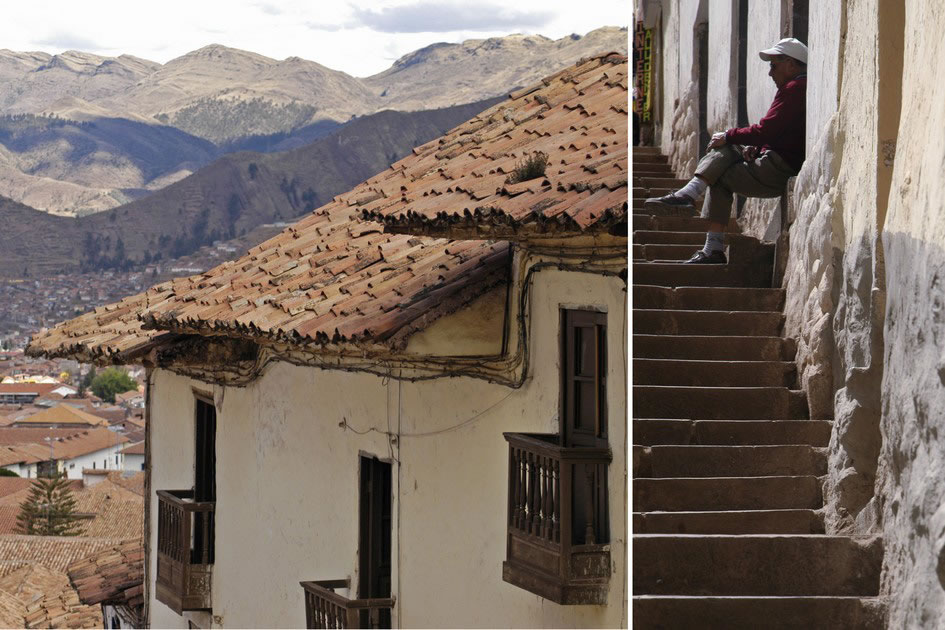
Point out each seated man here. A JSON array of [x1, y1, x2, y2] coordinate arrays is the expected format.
[[645, 37, 808, 264]]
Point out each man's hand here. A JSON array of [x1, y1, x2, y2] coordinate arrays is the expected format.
[[707, 132, 727, 150], [741, 145, 760, 161]]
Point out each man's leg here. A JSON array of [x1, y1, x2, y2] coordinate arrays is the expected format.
[[686, 150, 794, 264], [644, 146, 745, 213]]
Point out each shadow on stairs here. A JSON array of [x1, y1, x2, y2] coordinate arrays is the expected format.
[[631, 146, 885, 629]]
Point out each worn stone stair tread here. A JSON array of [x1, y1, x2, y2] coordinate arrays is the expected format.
[[634, 444, 826, 477], [633, 230, 708, 246], [633, 214, 740, 233], [633, 262, 773, 288], [633, 334, 796, 361], [633, 243, 702, 261], [633, 285, 785, 311], [633, 309, 784, 336], [633, 509, 825, 534], [632, 595, 886, 629], [633, 358, 796, 387], [634, 385, 809, 420], [634, 476, 823, 511], [633, 534, 883, 596], [632, 419, 832, 446], [632, 202, 700, 218]]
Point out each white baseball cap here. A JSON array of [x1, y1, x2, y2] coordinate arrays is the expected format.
[[759, 38, 808, 64]]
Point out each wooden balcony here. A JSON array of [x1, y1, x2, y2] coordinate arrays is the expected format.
[[502, 433, 612, 605], [156, 489, 214, 614], [300, 579, 395, 629]]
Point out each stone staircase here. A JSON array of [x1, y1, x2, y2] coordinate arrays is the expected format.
[[631, 146, 886, 629]]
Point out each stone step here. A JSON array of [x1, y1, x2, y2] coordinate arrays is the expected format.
[[633, 152, 670, 164], [634, 385, 809, 419], [635, 177, 689, 189], [633, 334, 796, 361], [633, 146, 664, 156], [631, 198, 699, 217], [633, 359, 796, 387], [633, 535, 883, 596], [633, 243, 700, 261], [634, 445, 826, 477], [633, 286, 785, 311], [632, 596, 886, 629], [633, 169, 675, 180], [633, 309, 784, 336], [633, 262, 773, 288], [633, 230, 706, 245], [633, 509, 825, 535], [632, 419, 832, 446], [633, 214, 740, 233], [633, 476, 822, 512]]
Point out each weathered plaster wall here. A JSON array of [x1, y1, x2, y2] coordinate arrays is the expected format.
[[706, 1, 738, 133], [147, 265, 628, 628], [665, 0, 703, 177], [877, 1, 945, 625]]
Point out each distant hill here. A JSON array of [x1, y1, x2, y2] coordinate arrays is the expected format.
[[0, 28, 627, 216], [0, 97, 503, 278]]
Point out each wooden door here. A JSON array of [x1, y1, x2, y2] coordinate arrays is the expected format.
[[193, 397, 216, 564], [359, 456, 392, 628]]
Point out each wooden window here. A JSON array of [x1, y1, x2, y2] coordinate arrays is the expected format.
[[359, 456, 392, 629], [561, 309, 608, 449], [561, 309, 610, 545]]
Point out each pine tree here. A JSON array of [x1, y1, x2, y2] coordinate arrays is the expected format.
[[15, 474, 85, 536]]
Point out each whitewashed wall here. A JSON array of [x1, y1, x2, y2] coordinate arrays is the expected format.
[[148, 266, 628, 629]]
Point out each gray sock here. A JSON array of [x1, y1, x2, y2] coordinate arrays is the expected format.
[[677, 177, 707, 200], [702, 231, 724, 254]]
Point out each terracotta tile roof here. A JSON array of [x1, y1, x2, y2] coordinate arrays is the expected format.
[[139, 213, 509, 348], [25, 288, 177, 364], [46, 427, 128, 460], [0, 586, 26, 628], [67, 540, 143, 611], [359, 53, 628, 238], [105, 472, 144, 497], [0, 535, 125, 574], [71, 481, 142, 541], [0, 478, 80, 501], [11, 405, 109, 428], [0, 428, 87, 448], [0, 564, 102, 628], [19, 58, 628, 360], [0, 480, 142, 540], [0, 445, 45, 468], [0, 384, 60, 397], [119, 441, 144, 456]]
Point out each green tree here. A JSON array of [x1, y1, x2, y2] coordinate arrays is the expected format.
[[78, 365, 96, 397], [15, 474, 85, 536], [90, 367, 137, 403]]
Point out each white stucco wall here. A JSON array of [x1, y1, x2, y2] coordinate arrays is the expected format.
[[123, 453, 144, 471], [148, 267, 628, 628], [63, 445, 124, 480], [706, 0, 739, 133], [745, 2, 783, 124]]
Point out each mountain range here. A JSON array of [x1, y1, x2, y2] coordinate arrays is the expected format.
[[0, 27, 627, 276]]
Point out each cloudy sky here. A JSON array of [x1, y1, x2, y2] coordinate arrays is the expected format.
[[1, 1, 628, 77]]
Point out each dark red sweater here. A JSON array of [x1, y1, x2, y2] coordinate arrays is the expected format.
[[726, 75, 806, 171]]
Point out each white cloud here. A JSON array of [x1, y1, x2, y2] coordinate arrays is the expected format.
[[0, 0, 629, 76]]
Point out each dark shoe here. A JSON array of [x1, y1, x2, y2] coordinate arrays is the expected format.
[[643, 192, 695, 212], [685, 250, 727, 264]]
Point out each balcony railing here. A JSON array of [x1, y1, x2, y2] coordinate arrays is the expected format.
[[300, 580, 395, 629], [502, 432, 612, 605], [156, 489, 214, 613]]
